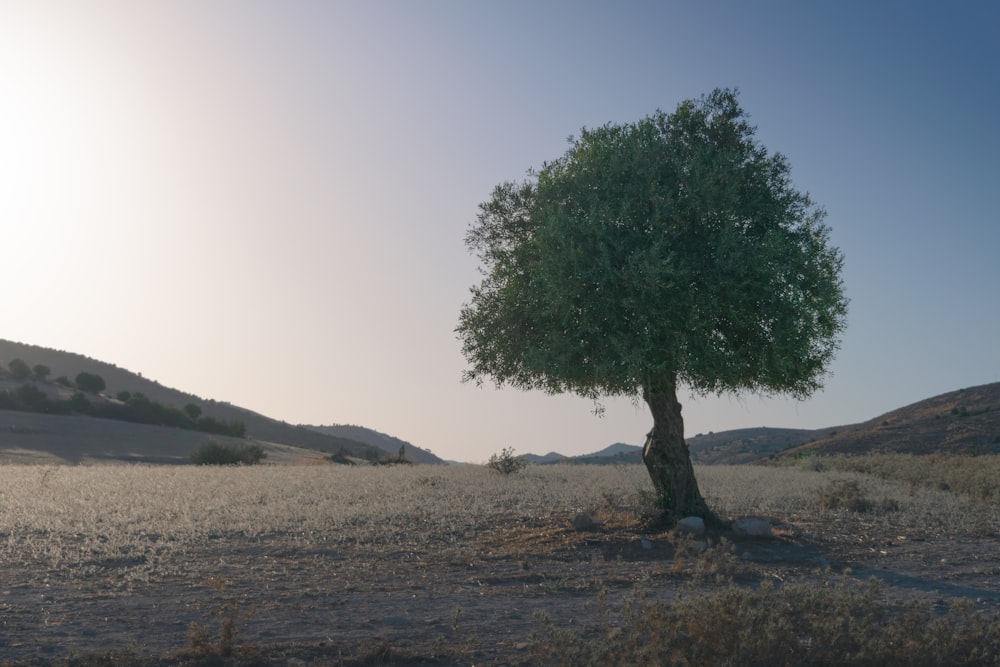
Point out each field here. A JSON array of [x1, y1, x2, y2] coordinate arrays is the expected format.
[[2, 460, 1000, 665]]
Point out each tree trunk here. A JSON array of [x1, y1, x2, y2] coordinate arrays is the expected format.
[[641, 377, 710, 522]]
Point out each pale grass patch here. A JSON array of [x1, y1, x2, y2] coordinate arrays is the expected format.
[[2, 462, 997, 588]]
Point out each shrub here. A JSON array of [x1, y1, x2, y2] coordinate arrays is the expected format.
[[373, 445, 412, 466], [809, 474, 897, 515], [487, 447, 528, 475], [8, 358, 31, 381], [191, 441, 266, 466], [70, 391, 92, 413], [75, 371, 106, 393], [814, 478, 878, 512], [530, 577, 1000, 666], [32, 364, 51, 381]]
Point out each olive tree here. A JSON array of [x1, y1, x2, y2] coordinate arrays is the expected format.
[[457, 89, 847, 521]]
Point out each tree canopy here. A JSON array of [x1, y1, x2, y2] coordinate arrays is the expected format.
[[458, 89, 847, 406], [458, 89, 847, 519]]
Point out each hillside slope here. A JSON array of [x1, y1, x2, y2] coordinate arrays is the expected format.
[[522, 383, 1000, 465], [306, 424, 443, 464], [0, 339, 384, 460], [780, 383, 1000, 458], [688, 427, 821, 464]]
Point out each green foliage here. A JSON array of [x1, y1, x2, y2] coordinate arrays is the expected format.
[[190, 441, 266, 465], [32, 364, 51, 381], [458, 88, 847, 402], [183, 402, 203, 421], [74, 371, 106, 394], [486, 447, 528, 475], [8, 358, 31, 381]]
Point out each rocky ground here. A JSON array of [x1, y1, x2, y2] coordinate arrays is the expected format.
[[2, 509, 999, 666]]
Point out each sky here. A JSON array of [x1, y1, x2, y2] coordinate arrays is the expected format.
[[1, 1, 997, 463]]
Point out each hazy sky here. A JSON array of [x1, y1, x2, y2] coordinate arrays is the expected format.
[[1, 1, 997, 462]]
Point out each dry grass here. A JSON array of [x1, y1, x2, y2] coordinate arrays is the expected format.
[[3, 460, 1000, 664], [3, 461, 999, 586]]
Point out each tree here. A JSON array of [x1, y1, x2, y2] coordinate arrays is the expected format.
[[75, 372, 106, 394], [457, 89, 847, 522], [183, 403, 203, 422], [32, 364, 51, 381], [8, 358, 31, 381]]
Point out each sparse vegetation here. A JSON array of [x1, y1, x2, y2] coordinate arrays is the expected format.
[[190, 441, 266, 465], [373, 444, 413, 465], [74, 371, 106, 393], [7, 357, 31, 381], [487, 446, 528, 475], [531, 577, 1000, 666], [791, 453, 1000, 504], [1, 460, 1000, 663], [0, 372, 246, 438]]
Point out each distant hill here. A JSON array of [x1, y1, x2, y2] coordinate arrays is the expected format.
[[524, 443, 643, 466], [687, 427, 820, 464], [521, 451, 568, 464], [524, 383, 1000, 465], [0, 339, 426, 463], [778, 383, 1000, 459], [306, 424, 443, 464]]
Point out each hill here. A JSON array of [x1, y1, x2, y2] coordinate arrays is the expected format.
[[0, 339, 432, 464], [306, 424, 443, 464], [778, 382, 1000, 459], [524, 383, 1000, 465], [521, 451, 568, 465], [687, 427, 820, 464]]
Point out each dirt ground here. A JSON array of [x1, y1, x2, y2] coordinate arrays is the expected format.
[[3, 511, 1000, 666]]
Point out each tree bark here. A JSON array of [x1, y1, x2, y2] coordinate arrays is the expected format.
[[641, 377, 710, 522]]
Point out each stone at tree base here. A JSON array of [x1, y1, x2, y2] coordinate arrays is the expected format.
[[733, 517, 773, 537], [677, 516, 706, 535]]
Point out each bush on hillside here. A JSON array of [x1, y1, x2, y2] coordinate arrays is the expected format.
[[190, 441, 266, 466], [8, 358, 31, 381], [75, 372, 106, 394]]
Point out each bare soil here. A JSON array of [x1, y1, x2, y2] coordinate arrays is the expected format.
[[2, 511, 999, 665]]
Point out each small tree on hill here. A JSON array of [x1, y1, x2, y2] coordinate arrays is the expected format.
[[8, 358, 31, 381], [458, 89, 847, 522], [75, 372, 106, 394], [32, 364, 51, 381]]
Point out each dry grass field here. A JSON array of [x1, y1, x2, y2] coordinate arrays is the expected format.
[[2, 460, 1000, 665]]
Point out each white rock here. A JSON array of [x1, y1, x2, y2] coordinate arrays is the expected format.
[[733, 517, 772, 537], [676, 516, 705, 535]]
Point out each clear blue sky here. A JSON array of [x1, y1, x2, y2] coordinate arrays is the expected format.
[[1, 1, 997, 462]]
